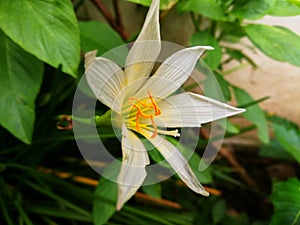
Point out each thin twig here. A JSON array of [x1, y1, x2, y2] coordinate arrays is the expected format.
[[190, 12, 200, 32], [112, 0, 122, 26], [134, 192, 182, 209], [91, 0, 115, 26], [39, 167, 182, 209], [90, 0, 129, 40]]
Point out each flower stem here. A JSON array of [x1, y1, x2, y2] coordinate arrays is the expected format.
[[90, 0, 129, 40]]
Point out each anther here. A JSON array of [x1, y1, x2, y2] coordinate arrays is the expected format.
[[128, 91, 161, 138]]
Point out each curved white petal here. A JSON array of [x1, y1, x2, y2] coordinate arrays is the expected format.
[[125, 0, 161, 84], [135, 46, 213, 100], [84, 50, 98, 70], [155, 92, 245, 127], [146, 133, 209, 196], [117, 125, 150, 210], [85, 56, 126, 113]]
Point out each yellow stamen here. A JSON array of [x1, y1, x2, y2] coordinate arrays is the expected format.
[[128, 91, 161, 138]]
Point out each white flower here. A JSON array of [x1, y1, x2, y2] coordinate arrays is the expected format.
[[85, 0, 245, 210]]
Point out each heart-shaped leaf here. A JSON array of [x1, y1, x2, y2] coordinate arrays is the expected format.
[[0, 0, 80, 77], [0, 31, 43, 144]]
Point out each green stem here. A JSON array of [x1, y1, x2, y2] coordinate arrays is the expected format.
[[72, 109, 112, 127], [222, 63, 249, 75], [190, 12, 200, 32]]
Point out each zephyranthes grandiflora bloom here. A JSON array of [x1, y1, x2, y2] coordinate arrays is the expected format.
[[84, 0, 245, 210]]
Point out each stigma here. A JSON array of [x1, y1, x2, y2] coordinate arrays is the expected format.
[[129, 90, 161, 138], [127, 91, 181, 139]]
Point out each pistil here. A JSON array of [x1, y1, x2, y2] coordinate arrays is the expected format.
[[128, 91, 161, 138]]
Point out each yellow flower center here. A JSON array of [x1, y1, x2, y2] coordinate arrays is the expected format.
[[128, 90, 161, 138]]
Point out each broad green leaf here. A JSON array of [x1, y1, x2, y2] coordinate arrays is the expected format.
[[79, 21, 124, 56], [233, 87, 269, 143], [271, 117, 300, 164], [127, 0, 178, 10], [232, 0, 275, 20], [268, 0, 300, 16], [0, 0, 80, 77], [189, 31, 222, 70], [245, 24, 300, 67], [270, 178, 300, 225], [289, 0, 300, 8], [93, 161, 119, 225], [177, 0, 227, 21], [0, 30, 43, 144]]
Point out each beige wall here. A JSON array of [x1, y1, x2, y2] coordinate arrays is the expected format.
[[225, 16, 300, 125]]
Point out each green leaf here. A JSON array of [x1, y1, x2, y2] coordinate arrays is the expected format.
[[142, 184, 161, 198], [289, 0, 300, 8], [223, 120, 241, 134], [271, 117, 300, 164], [167, 136, 213, 184], [0, 163, 6, 172], [79, 21, 124, 56], [93, 178, 118, 225], [30, 206, 92, 222], [204, 71, 231, 102], [270, 178, 300, 225], [212, 199, 227, 224], [189, 31, 222, 70], [0, 0, 80, 77], [225, 48, 257, 68], [268, 0, 300, 16], [233, 87, 269, 143], [127, 0, 178, 10], [260, 139, 294, 161], [93, 161, 119, 225], [0, 30, 43, 144], [189, 153, 213, 184], [232, 0, 275, 20], [177, 0, 227, 21], [221, 22, 247, 43], [245, 24, 300, 67], [25, 180, 91, 217]]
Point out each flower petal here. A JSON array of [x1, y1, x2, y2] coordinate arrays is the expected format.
[[85, 54, 126, 113], [84, 50, 97, 70], [135, 46, 213, 100], [146, 133, 209, 196], [155, 92, 245, 127], [117, 125, 150, 210], [125, 0, 161, 84]]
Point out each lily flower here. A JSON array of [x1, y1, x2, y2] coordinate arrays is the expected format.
[[84, 0, 245, 210]]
